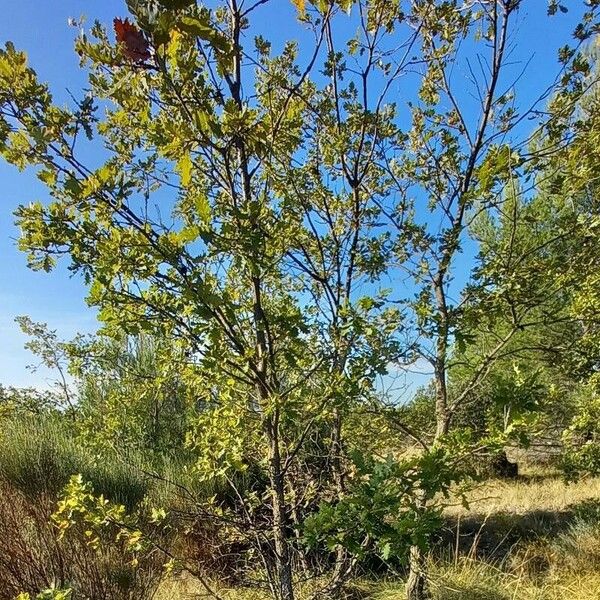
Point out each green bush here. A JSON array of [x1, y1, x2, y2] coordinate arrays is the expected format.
[[0, 416, 147, 510]]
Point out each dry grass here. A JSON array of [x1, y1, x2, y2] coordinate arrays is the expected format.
[[446, 470, 600, 518], [427, 560, 600, 600], [158, 472, 600, 599], [158, 566, 600, 600], [156, 574, 362, 600], [355, 564, 600, 600], [156, 574, 257, 600]]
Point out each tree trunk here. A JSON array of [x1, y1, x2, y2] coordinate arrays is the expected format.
[[434, 358, 450, 439], [329, 408, 353, 589], [288, 478, 311, 578], [432, 273, 450, 440], [266, 417, 295, 600], [271, 482, 294, 600], [406, 544, 427, 600]]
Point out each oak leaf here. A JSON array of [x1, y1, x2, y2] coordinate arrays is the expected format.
[[114, 18, 151, 62]]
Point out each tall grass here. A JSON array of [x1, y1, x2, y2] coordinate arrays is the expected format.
[[0, 416, 148, 509], [0, 416, 174, 599]]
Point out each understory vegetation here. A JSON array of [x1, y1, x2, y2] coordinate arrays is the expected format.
[[3, 419, 600, 600], [2, 1, 600, 599]]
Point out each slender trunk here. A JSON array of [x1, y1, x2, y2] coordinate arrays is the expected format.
[[411, 274, 448, 599], [405, 483, 428, 600], [432, 274, 450, 440], [407, 355, 448, 599], [288, 476, 311, 577], [406, 544, 427, 600], [253, 280, 294, 600], [331, 408, 344, 492], [434, 357, 450, 439], [265, 416, 295, 600], [329, 408, 352, 586]]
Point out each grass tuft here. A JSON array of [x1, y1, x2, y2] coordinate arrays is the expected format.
[[0, 416, 148, 509]]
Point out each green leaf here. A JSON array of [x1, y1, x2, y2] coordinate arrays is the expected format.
[[381, 541, 392, 560], [177, 152, 192, 187], [178, 16, 231, 55], [195, 193, 211, 224]]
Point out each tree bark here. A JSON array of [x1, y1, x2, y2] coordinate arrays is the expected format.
[[406, 544, 427, 600], [265, 416, 295, 600], [434, 357, 450, 439], [328, 401, 353, 592]]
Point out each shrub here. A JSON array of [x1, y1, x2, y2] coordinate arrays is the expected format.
[[0, 482, 164, 600], [0, 416, 147, 510]]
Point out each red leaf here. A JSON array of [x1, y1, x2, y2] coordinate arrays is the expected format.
[[113, 18, 151, 62]]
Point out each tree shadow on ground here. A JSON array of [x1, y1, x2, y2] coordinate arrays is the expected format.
[[437, 503, 588, 561]]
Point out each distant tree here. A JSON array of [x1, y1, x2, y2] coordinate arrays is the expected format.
[[0, 384, 59, 418], [15, 316, 78, 415], [73, 333, 197, 457]]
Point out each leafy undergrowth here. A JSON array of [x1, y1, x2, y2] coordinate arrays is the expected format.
[[158, 471, 600, 600]]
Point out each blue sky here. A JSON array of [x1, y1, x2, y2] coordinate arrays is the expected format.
[[0, 1, 126, 387], [0, 1, 584, 389]]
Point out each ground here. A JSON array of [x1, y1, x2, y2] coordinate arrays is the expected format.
[[157, 468, 600, 599]]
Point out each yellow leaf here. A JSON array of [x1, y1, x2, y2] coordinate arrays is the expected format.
[[177, 153, 192, 187], [195, 193, 211, 224], [167, 30, 181, 67], [291, 0, 306, 15]]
